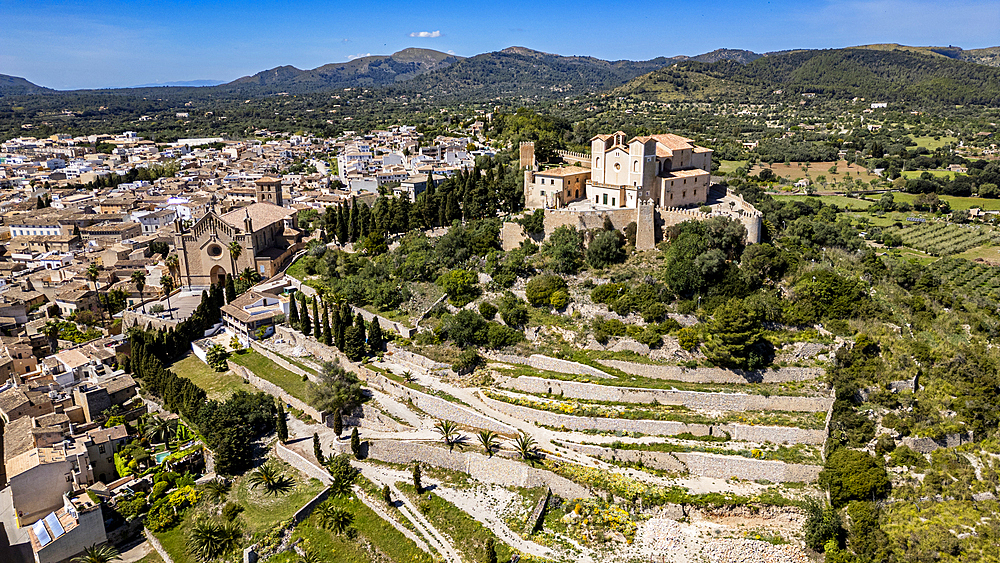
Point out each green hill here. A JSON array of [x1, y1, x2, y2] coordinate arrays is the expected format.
[[617, 48, 1000, 105], [0, 74, 55, 97]]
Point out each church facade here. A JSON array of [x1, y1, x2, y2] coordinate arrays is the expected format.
[[173, 179, 302, 289]]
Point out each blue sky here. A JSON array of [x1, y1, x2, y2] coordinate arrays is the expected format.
[[2, 0, 998, 90]]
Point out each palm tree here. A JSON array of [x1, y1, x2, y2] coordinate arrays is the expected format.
[[86, 263, 106, 327], [144, 417, 177, 447], [42, 319, 61, 354], [297, 550, 326, 563], [160, 275, 175, 319], [477, 430, 499, 457], [72, 544, 121, 563], [514, 431, 537, 461], [203, 478, 231, 503], [165, 253, 180, 279], [434, 419, 460, 451], [228, 241, 243, 277], [131, 270, 146, 312], [246, 462, 295, 496], [186, 519, 243, 562], [314, 503, 353, 535]]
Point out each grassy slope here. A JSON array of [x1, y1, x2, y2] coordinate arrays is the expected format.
[[229, 350, 312, 403], [168, 353, 253, 401]]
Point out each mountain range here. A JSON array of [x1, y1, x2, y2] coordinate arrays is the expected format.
[[2, 44, 999, 103]]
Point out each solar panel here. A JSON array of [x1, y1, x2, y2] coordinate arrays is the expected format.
[[31, 520, 51, 547], [44, 512, 65, 539]]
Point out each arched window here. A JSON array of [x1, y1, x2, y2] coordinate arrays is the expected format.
[[595, 157, 601, 168], [633, 160, 639, 173]]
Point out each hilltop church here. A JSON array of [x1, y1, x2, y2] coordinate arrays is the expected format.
[[523, 131, 713, 210], [173, 177, 303, 289]]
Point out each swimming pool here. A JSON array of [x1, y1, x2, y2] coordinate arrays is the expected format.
[[154, 451, 171, 464]]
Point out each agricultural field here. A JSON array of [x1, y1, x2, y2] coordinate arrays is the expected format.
[[900, 169, 960, 179], [874, 192, 1000, 211], [717, 160, 747, 175], [894, 222, 999, 256], [955, 244, 1000, 265], [910, 135, 959, 150], [167, 353, 253, 401], [925, 257, 1000, 299], [749, 160, 879, 183]]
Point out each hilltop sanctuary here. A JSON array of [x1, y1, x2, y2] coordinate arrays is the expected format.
[[517, 132, 761, 249]]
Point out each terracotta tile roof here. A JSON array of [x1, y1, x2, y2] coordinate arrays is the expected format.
[[536, 166, 590, 177], [219, 202, 294, 231]]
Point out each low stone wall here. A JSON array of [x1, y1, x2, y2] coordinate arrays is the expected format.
[[480, 393, 826, 445], [145, 528, 176, 563], [385, 344, 450, 371], [486, 352, 614, 379], [596, 359, 822, 384], [291, 487, 333, 524], [365, 439, 592, 499], [502, 376, 834, 413], [359, 368, 516, 434], [274, 326, 351, 365], [229, 361, 325, 423], [251, 341, 320, 383], [902, 431, 975, 453], [275, 440, 332, 485], [340, 404, 413, 433], [560, 442, 821, 482], [351, 306, 416, 339]]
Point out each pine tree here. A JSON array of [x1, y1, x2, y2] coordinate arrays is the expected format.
[[225, 274, 236, 303], [311, 298, 320, 339], [350, 427, 360, 459], [300, 295, 312, 336], [322, 303, 332, 345], [277, 404, 288, 443], [333, 409, 343, 436], [288, 291, 300, 327], [412, 462, 422, 493], [313, 432, 323, 464]]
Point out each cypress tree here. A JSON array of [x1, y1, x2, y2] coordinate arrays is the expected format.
[[359, 203, 372, 240], [350, 427, 360, 459], [333, 409, 343, 436], [300, 295, 312, 336], [322, 303, 332, 345], [277, 404, 288, 443], [225, 274, 236, 303], [368, 318, 384, 354], [382, 484, 391, 504], [311, 298, 320, 339], [313, 432, 323, 464], [355, 312, 366, 344], [397, 196, 411, 233], [348, 200, 358, 242], [288, 291, 300, 327], [336, 204, 348, 245], [412, 462, 422, 493]]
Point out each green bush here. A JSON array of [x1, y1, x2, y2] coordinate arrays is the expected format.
[[677, 327, 700, 350], [478, 302, 498, 320], [486, 324, 523, 349], [497, 293, 529, 328], [549, 290, 569, 309], [591, 283, 623, 304], [888, 445, 927, 468], [819, 448, 891, 508], [222, 502, 244, 521], [526, 274, 568, 307], [642, 302, 667, 323]]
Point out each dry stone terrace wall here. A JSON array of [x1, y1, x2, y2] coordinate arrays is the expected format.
[[485, 352, 614, 379], [358, 366, 517, 434], [479, 393, 826, 445], [386, 344, 450, 371], [503, 376, 834, 412], [560, 443, 821, 483], [364, 439, 592, 500], [596, 359, 822, 384], [228, 360, 326, 423]]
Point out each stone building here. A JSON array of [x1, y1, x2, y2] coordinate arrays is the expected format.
[[173, 182, 303, 289]]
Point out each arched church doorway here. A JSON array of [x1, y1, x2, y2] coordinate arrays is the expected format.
[[210, 265, 226, 285]]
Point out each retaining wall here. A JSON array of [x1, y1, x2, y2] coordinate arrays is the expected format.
[[365, 439, 592, 499], [275, 440, 333, 484], [291, 487, 333, 524], [902, 431, 975, 454], [560, 442, 822, 482], [229, 361, 325, 423], [358, 367, 517, 434], [502, 376, 834, 413], [486, 353, 613, 379], [251, 341, 320, 383], [340, 403, 413, 433], [596, 359, 822, 384], [386, 344, 450, 371], [145, 528, 176, 563], [351, 306, 416, 339], [480, 393, 826, 445]]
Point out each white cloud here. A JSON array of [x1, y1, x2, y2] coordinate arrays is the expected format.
[[409, 30, 442, 38]]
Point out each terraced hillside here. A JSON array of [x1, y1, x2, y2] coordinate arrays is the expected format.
[[896, 222, 998, 256]]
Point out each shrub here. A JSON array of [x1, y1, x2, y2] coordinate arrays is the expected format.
[[478, 302, 498, 319], [635, 328, 663, 348], [222, 502, 244, 522], [436, 269, 479, 306], [642, 302, 667, 323], [150, 481, 170, 501], [549, 290, 569, 309], [677, 327, 700, 351], [486, 323, 523, 349], [586, 230, 625, 268], [526, 274, 568, 307], [497, 293, 529, 328], [150, 304, 165, 314], [591, 283, 623, 304], [818, 448, 891, 508]]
